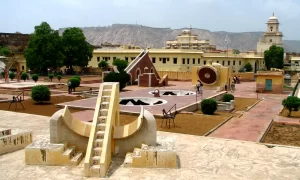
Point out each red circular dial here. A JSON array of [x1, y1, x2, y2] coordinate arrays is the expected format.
[[198, 67, 218, 85]]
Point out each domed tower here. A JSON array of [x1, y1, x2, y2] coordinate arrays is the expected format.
[[256, 13, 283, 53]]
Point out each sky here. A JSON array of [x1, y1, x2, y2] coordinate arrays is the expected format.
[[2, 0, 300, 40]]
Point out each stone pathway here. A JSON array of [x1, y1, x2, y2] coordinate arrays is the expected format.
[[209, 82, 290, 142]]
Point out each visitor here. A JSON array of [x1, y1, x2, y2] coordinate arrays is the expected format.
[[224, 83, 228, 91], [67, 80, 72, 94], [238, 76, 241, 84], [231, 80, 235, 93], [199, 81, 203, 94], [196, 80, 201, 94]]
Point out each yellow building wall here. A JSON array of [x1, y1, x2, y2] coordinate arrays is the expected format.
[[256, 75, 283, 93], [90, 50, 263, 73]]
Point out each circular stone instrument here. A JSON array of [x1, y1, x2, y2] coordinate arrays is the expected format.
[[197, 66, 219, 85]]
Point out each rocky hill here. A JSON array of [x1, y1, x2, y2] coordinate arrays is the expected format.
[[59, 24, 300, 53]]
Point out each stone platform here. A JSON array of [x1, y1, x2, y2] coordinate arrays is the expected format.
[[0, 81, 60, 89], [57, 87, 221, 116], [1, 111, 300, 179]]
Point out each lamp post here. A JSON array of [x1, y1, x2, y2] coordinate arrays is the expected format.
[[47, 68, 50, 76], [225, 39, 230, 86]]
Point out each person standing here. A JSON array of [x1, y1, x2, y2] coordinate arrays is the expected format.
[[67, 80, 72, 94], [225, 83, 228, 91], [196, 80, 201, 94], [231, 80, 235, 93], [199, 81, 203, 94]]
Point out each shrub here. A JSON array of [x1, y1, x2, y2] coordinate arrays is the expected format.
[[103, 72, 130, 91], [282, 96, 300, 117], [0, 71, 4, 78], [201, 99, 217, 115], [112, 58, 128, 72], [32, 74, 39, 82], [98, 60, 109, 69], [31, 85, 51, 103], [48, 74, 54, 81], [68, 78, 80, 91], [244, 63, 253, 72], [57, 75, 62, 82], [222, 94, 234, 102], [72, 75, 81, 82], [9, 72, 16, 80], [21, 72, 29, 82]]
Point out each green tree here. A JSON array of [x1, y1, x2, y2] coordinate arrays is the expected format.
[[48, 74, 54, 81], [32, 74, 39, 82], [233, 49, 240, 54], [98, 60, 109, 69], [31, 85, 51, 103], [264, 45, 284, 70], [282, 96, 300, 117], [0, 46, 11, 56], [21, 72, 29, 82], [57, 75, 62, 82], [24, 22, 64, 73], [69, 78, 80, 91], [62, 28, 93, 71], [112, 58, 128, 72], [200, 99, 217, 115], [103, 72, 130, 91], [9, 72, 15, 80], [244, 63, 253, 72]]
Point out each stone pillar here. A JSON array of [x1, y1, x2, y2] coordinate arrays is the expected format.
[[4, 66, 8, 83]]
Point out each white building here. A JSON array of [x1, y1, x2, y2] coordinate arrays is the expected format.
[[256, 13, 283, 54]]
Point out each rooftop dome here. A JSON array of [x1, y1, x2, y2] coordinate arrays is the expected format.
[[268, 12, 278, 20]]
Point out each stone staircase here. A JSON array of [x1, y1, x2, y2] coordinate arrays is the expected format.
[[84, 82, 119, 178], [25, 139, 83, 166], [124, 144, 146, 167]]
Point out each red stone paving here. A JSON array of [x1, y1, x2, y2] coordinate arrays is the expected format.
[[59, 83, 220, 116], [72, 110, 94, 122], [209, 81, 291, 142]]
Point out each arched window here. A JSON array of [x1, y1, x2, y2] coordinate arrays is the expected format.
[[270, 26, 273, 32], [150, 68, 154, 73], [270, 39, 272, 43]]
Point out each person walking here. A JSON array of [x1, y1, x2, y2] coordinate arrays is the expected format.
[[199, 81, 203, 94], [196, 80, 201, 94], [67, 80, 72, 94], [231, 80, 235, 93], [224, 83, 228, 91]]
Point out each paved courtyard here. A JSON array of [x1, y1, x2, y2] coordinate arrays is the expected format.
[[1, 111, 300, 180], [58, 85, 219, 116]]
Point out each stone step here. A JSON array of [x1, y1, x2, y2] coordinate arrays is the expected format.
[[101, 102, 110, 109], [69, 152, 83, 166], [101, 96, 110, 102], [97, 123, 106, 131], [96, 131, 105, 139], [124, 152, 133, 167], [94, 139, 103, 147], [62, 147, 76, 158], [99, 109, 108, 116], [92, 156, 101, 165], [94, 147, 102, 156], [141, 144, 149, 149], [0, 129, 11, 137], [98, 116, 107, 124], [102, 89, 112, 96], [90, 165, 101, 176], [103, 84, 112, 90]]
